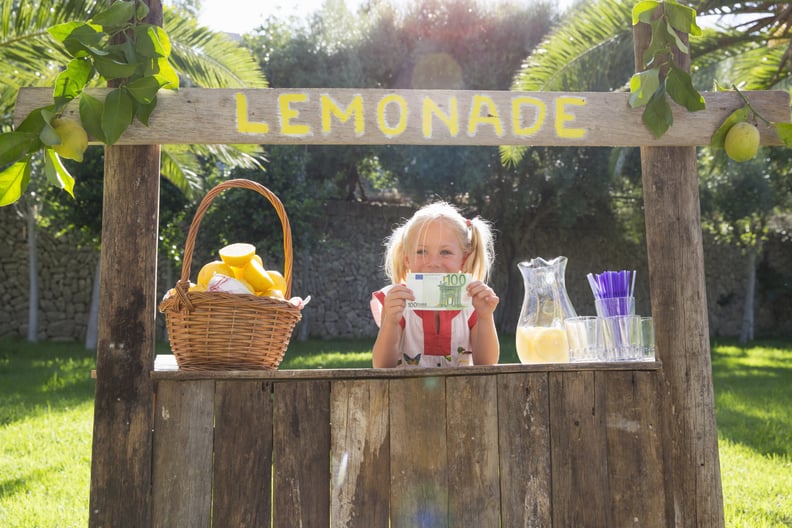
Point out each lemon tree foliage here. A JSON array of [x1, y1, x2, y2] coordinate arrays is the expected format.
[[0, 0, 178, 207], [710, 83, 792, 162], [628, 0, 705, 138]]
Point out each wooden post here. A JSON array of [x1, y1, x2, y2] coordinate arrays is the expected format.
[[88, 1, 162, 526], [634, 16, 725, 528]]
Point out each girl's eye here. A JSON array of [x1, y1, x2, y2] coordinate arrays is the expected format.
[[441, 250, 453, 256], [416, 249, 427, 256]]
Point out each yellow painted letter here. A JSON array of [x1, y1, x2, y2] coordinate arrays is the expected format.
[[236, 92, 269, 134], [422, 96, 459, 138], [280, 93, 312, 136], [321, 94, 364, 136], [555, 96, 586, 139], [512, 96, 545, 137], [377, 94, 408, 138], [467, 95, 503, 137]]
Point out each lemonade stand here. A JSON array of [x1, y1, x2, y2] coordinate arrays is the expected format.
[[11, 2, 792, 526]]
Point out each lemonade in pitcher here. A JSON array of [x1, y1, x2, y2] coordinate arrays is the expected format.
[[516, 257, 577, 364], [516, 326, 570, 363]]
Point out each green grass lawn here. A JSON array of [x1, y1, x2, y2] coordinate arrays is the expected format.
[[1, 337, 790, 527]]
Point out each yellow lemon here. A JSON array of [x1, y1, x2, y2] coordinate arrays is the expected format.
[[267, 270, 287, 293], [724, 121, 760, 162], [52, 117, 89, 162], [534, 327, 570, 362], [197, 260, 235, 287], [242, 259, 276, 293], [267, 289, 285, 300], [218, 243, 256, 267]]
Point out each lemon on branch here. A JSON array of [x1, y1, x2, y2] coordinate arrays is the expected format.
[[724, 121, 760, 162], [51, 117, 88, 162]]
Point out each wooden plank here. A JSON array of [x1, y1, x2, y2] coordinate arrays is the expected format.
[[151, 380, 214, 528], [272, 380, 331, 527], [212, 380, 274, 528], [634, 20, 725, 528], [15, 87, 789, 147], [151, 359, 661, 380], [89, 141, 161, 527], [549, 370, 612, 527], [389, 377, 448, 528], [497, 372, 552, 527], [446, 375, 500, 527], [603, 371, 666, 527], [330, 379, 390, 528]]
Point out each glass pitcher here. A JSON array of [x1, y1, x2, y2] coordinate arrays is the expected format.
[[516, 256, 577, 363]]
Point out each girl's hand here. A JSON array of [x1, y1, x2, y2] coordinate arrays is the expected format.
[[381, 284, 415, 326], [467, 280, 499, 317]]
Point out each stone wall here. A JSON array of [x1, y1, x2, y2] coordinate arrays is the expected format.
[[1, 202, 790, 343]]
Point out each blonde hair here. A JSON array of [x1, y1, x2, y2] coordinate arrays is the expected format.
[[384, 202, 495, 284]]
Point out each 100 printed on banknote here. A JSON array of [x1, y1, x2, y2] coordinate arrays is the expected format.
[[405, 273, 472, 310]]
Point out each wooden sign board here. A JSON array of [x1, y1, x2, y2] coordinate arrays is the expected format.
[[14, 87, 789, 147]]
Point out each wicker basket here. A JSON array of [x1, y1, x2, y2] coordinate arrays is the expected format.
[[159, 179, 302, 370]]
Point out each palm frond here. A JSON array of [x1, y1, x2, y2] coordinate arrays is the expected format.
[[165, 9, 268, 88], [512, 0, 635, 92]]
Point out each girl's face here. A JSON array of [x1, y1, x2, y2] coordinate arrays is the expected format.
[[404, 220, 467, 274]]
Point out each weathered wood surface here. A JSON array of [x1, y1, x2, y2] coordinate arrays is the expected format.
[[212, 380, 273, 527], [331, 380, 390, 528], [634, 19, 725, 528], [151, 355, 660, 379], [152, 380, 214, 528], [150, 370, 668, 527], [88, 142, 161, 528], [273, 380, 331, 527], [14, 87, 789, 147]]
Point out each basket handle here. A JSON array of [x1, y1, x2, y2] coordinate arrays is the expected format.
[[178, 179, 294, 298]]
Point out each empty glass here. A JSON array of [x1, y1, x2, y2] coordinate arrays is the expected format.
[[564, 316, 605, 362], [602, 314, 642, 361], [640, 316, 655, 361]]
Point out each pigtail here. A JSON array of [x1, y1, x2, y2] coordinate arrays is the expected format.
[[384, 224, 407, 284], [464, 216, 495, 282]]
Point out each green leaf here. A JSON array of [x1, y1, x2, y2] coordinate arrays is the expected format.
[[665, 18, 688, 55], [53, 58, 93, 108], [135, 25, 170, 58], [79, 92, 106, 143], [642, 88, 673, 138], [0, 160, 31, 207], [48, 22, 83, 43], [774, 122, 792, 148], [664, 0, 701, 37], [102, 88, 135, 145], [136, 2, 151, 21], [642, 18, 668, 68], [91, 0, 136, 28], [629, 68, 660, 108], [39, 118, 62, 147], [134, 96, 158, 127], [665, 64, 705, 112], [710, 106, 750, 148], [62, 24, 108, 59], [44, 149, 76, 198], [93, 55, 138, 81], [126, 76, 168, 104], [632, 0, 659, 25], [0, 132, 37, 166], [155, 59, 180, 89]]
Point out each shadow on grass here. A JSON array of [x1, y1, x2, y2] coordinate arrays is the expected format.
[[0, 338, 96, 426], [711, 338, 792, 458]]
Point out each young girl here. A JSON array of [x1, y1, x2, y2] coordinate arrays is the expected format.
[[371, 202, 499, 368]]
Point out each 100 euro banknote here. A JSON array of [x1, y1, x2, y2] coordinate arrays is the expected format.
[[405, 272, 472, 310]]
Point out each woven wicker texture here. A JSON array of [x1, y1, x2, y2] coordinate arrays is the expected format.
[[159, 179, 302, 370]]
